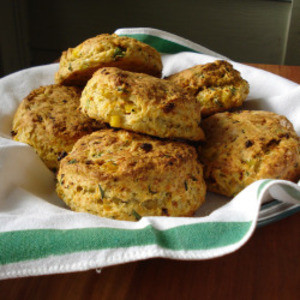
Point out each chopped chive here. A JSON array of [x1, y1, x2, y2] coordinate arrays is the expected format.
[[59, 174, 65, 185], [117, 87, 129, 93], [67, 159, 78, 164], [132, 209, 141, 221], [92, 152, 103, 158], [98, 184, 105, 199], [214, 98, 223, 107], [184, 180, 188, 191], [113, 47, 126, 60], [82, 61, 89, 69], [230, 87, 237, 94], [68, 63, 73, 71], [108, 160, 117, 166]]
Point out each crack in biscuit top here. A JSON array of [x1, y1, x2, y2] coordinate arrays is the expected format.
[[60, 129, 198, 181]]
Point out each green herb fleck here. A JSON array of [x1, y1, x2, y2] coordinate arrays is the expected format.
[[230, 87, 237, 94], [98, 184, 105, 200], [184, 180, 188, 191], [59, 174, 65, 185], [117, 87, 129, 93], [67, 159, 78, 164], [82, 61, 89, 69], [92, 152, 103, 158], [214, 98, 223, 107], [113, 47, 126, 60], [68, 63, 73, 71], [108, 160, 117, 166], [132, 209, 141, 221]]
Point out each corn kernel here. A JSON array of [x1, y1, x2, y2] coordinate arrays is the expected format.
[[109, 115, 122, 127], [72, 45, 82, 58], [125, 104, 135, 114], [222, 90, 230, 102]]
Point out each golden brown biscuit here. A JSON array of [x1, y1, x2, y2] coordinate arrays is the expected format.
[[167, 60, 249, 116], [56, 129, 206, 221], [12, 84, 106, 171], [80, 67, 204, 141], [55, 34, 163, 86], [199, 110, 300, 197]]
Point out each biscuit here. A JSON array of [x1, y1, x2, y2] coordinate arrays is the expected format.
[[55, 34, 163, 86], [166, 60, 249, 116], [12, 84, 106, 171], [80, 67, 205, 141], [56, 129, 206, 221], [199, 110, 300, 197]]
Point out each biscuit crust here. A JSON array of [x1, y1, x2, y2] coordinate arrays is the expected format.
[[12, 85, 106, 171], [55, 34, 163, 86], [167, 60, 249, 116], [80, 67, 204, 141], [56, 129, 206, 221], [199, 111, 300, 197]]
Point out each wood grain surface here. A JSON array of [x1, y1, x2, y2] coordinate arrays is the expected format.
[[0, 64, 299, 300]]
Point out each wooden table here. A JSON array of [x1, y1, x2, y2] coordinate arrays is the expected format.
[[0, 64, 299, 300]]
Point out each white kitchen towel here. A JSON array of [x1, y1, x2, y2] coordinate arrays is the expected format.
[[0, 28, 299, 280]]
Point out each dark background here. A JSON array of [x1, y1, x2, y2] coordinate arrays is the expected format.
[[0, 0, 299, 77]]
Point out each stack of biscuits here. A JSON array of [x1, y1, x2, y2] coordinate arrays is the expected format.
[[12, 33, 300, 221]]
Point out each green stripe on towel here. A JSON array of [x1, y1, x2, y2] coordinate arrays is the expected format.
[[281, 185, 300, 200], [0, 222, 251, 265], [257, 179, 273, 199], [257, 180, 300, 201], [118, 34, 199, 54]]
